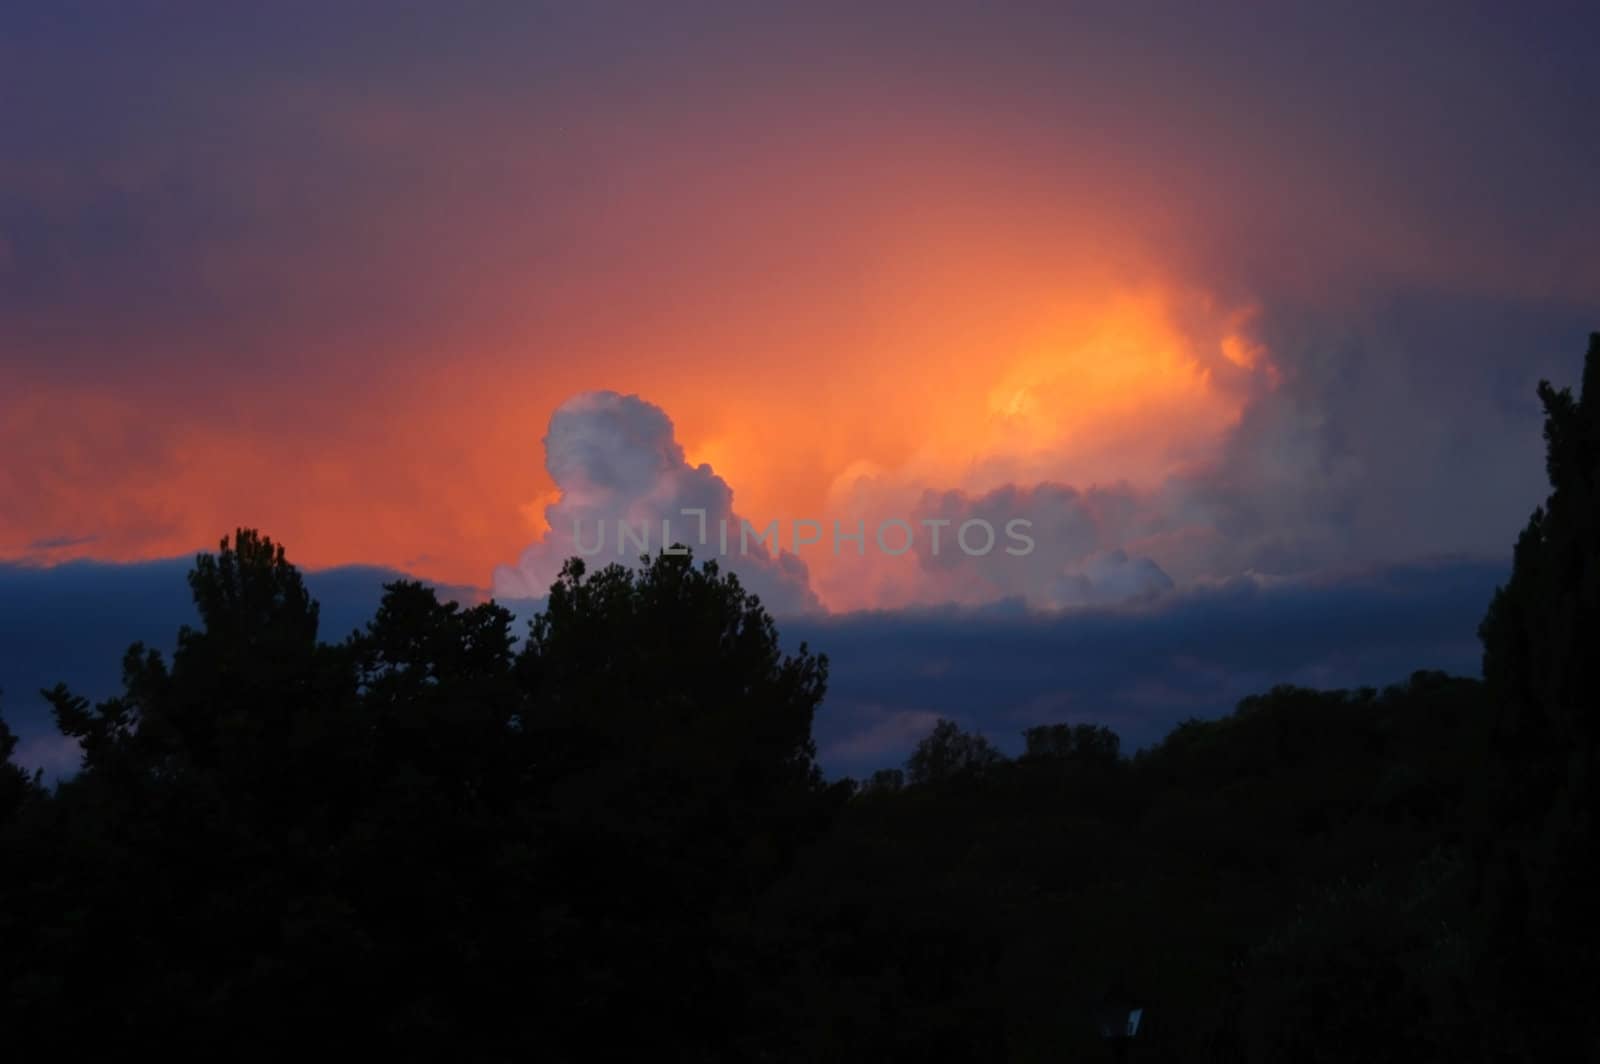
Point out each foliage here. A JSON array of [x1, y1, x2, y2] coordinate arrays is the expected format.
[[0, 695, 43, 823], [1476, 332, 1600, 1056], [905, 718, 1005, 786]]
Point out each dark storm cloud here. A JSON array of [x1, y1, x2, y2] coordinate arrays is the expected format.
[[787, 557, 1505, 777], [1161, 290, 1599, 582]]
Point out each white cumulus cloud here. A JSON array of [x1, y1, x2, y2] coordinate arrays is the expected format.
[[492, 391, 821, 615]]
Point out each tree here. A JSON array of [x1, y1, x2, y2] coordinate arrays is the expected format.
[[349, 578, 519, 790], [0, 695, 42, 824], [520, 551, 828, 801], [1022, 722, 1121, 765], [513, 551, 832, 911], [1480, 334, 1600, 805], [4, 535, 843, 1057], [862, 767, 905, 794], [1477, 332, 1600, 1056], [512, 549, 836, 1054], [906, 719, 1005, 785], [46, 529, 334, 780]]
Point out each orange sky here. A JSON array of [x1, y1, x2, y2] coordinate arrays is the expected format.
[[4, 3, 1596, 609], [3, 221, 1272, 609]]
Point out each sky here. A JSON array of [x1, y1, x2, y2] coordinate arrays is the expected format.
[[3, 1, 1598, 775]]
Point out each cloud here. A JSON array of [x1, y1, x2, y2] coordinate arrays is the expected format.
[[801, 289, 1595, 610], [492, 391, 821, 615], [3, 6, 1596, 598], [806, 469, 1187, 610], [11, 731, 82, 781], [26, 534, 98, 551], [817, 704, 945, 765], [788, 556, 1503, 777], [1154, 289, 1598, 583], [911, 484, 1175, 608], [486, 400, 1190, 614], [1056, 549, 1175, 606]]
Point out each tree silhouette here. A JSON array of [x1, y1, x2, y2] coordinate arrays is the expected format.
[[508, 551, 837, 1055], [906, 718, 1005, 785], [0, 695, 42, 824], [1477, 332, 1600, 1054], [1022, 722, 1120, 765], [2, 534, 841, 1056]]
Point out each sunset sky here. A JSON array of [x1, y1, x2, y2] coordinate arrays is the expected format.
[[3, 2, 1598, 773]]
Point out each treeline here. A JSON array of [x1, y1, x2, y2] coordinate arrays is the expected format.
[[1, 335, 1597, 1060], [0, 560, 1518, 1061]]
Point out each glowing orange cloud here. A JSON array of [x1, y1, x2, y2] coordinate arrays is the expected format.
[[3, 246, 1273, 614], [2, 92, 1278, 606]]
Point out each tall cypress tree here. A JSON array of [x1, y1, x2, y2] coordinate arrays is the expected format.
[[1478, 332, 1600, 1054]]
